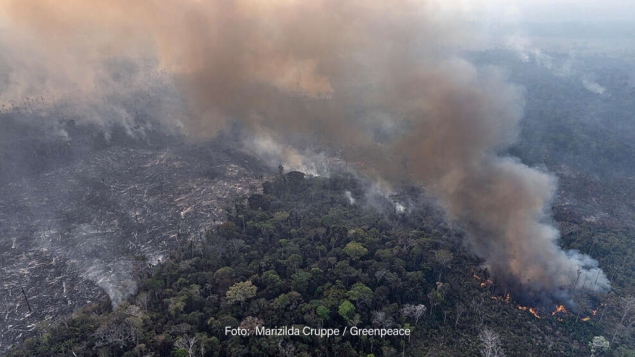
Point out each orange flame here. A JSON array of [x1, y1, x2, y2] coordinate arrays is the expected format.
[[582, 317, 590, 321], [517, 306, 540, 318], [552, 305, 567, 315], [480, 282, 486, 287], [491, 293, 511, 303], [487, 279, 494, 285], [592, 310, 597, 316]]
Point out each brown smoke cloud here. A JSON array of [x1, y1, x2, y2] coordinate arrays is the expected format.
[[0, 0, 609, 298]]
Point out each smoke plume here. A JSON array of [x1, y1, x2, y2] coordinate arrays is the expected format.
[[0, 0, 609, 298]]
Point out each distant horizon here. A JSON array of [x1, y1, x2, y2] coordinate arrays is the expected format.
[[436, 0, 635, 24]]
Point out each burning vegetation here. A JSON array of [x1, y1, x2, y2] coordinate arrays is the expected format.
[[473, 270, 601, 322], [553, 305, 568, 315]]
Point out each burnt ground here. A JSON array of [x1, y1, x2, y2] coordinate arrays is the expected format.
[[0, 138, 269, 352]]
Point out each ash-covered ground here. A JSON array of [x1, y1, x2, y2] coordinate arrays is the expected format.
[[0, 119, 269, 351]]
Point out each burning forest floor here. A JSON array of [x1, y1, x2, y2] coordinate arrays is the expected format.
[[0, 141, 268, 352], [470, 268, 606, 323]]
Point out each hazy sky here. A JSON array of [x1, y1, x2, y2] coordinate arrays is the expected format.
[[438, 0, 635, 23]]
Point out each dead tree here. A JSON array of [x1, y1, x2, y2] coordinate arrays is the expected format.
[[175, 335, 198, 357], [21, 287, 32, 313], [570, 268, 582, 293], [455, 303, 466, 328], [372, 311, 394, 329], [612, 295, 635, 343], [401, 304, 427, 325], [479, 327, 505, 357]]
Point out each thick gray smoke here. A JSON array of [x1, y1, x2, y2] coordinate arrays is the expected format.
[[0, 0, 609, 298]]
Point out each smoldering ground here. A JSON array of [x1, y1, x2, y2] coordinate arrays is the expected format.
[[0, 0, 609, 303]]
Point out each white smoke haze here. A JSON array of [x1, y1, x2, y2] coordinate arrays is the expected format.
[[489, 24, 610, 96], [0, 0, 610, 300], [82, 259, 138, 308], [344, 191, 356, 206], [38, 224, 140, 308], [72, 226, 139, 308], [506, 36, 554, 69], [581, 77, 608, 95], [357, 179, 403, 216], [505, 35, 610, 97], [0, 21, 188, 139], [435, 0, 635, 23], [247, 133, 332, 176]]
